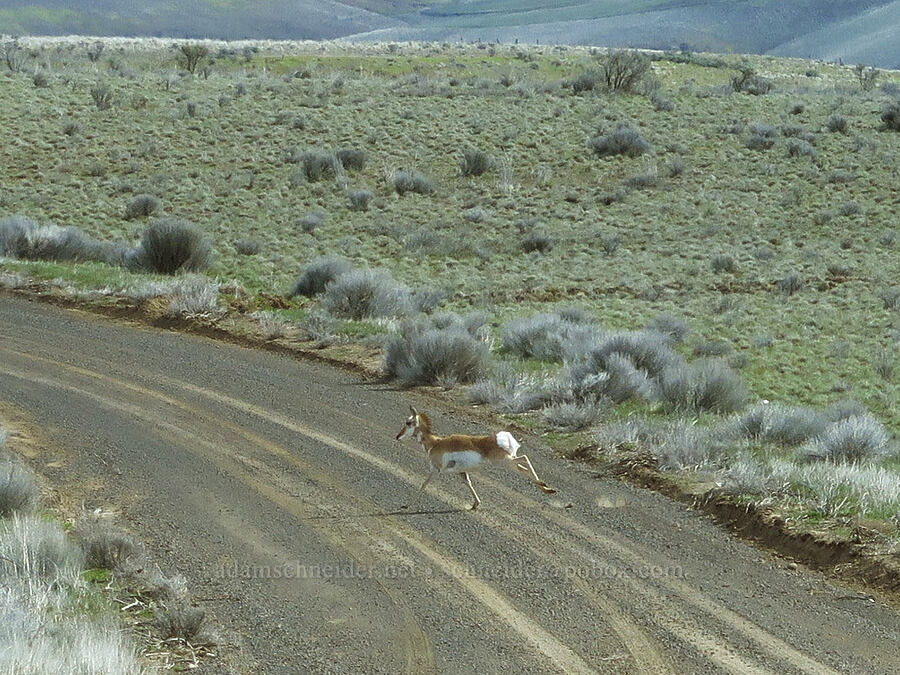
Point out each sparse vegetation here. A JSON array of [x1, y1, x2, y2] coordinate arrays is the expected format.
[[731, 67, 772, 95]]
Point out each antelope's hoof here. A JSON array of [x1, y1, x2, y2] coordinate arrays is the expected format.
[[471, 502, 480, 511], [541, 485, 558, 495]]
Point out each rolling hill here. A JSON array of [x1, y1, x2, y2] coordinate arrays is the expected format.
[[0, 1, 897, 66]]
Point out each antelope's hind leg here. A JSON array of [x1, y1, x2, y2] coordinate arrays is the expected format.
[[514, 455, 557, 495], [460, 472, 481, 510]]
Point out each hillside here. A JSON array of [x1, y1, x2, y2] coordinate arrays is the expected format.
[[0, 1, 898, 66], [0, 0, 401, 40]]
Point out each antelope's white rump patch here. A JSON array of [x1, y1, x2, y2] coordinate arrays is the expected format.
[[495, 431, 520, 457]]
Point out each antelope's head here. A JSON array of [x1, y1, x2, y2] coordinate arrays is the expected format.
[[396, 406, 422, 441]]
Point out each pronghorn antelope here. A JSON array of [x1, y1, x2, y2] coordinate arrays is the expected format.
[[395, 406, 557, 510]]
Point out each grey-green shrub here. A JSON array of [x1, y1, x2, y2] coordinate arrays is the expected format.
[[597, 50, 650, 93], [0, 446, 39, 517], [336, 148, 367, 172], [234, 238, 262, 255], [73, 514, 137, 572], [826, 114, 849, 134], [501, 313, 599, 362], [14, 224, 112, 263], [541, 401, 606, 431], [711, 253, 737, 273], [777, 273, 804, 296], [571, 71, 598, 93], [90, 83, 113, 110], [299, 211, 325, 233], [348, 189, 373, 211], [590, 331, 677, 379], [801, 415, 891, 463], [787, 139, 816, 158], [747, 123, 776, 150], [124, 194, 161, 220], [659, 359, 747, 413], [521, 231, 553, 253], [0, 214, 35, 256], [132, 218, 212, 274], [645, 314, 690, 344], [298, 150, 339, 182], [155, 604, 206, 641], [460, 149, 492, 177], [0, 514, 84, 582], [737, 402, 827, 446], [881, 102, 900, 131], [394, 170, 434, 196], [321, 268, 413, 319], [731, 68, 772, 95], [384, 322, 490, 387], [288, 256, 353, 298], [590, 124, 649, 157]]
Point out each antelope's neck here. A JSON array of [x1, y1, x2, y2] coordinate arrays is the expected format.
[[418, 431, 439, 451]]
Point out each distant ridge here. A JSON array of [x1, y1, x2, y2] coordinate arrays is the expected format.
[[769, 1, 900, 68], [0, 0, 897, 67]]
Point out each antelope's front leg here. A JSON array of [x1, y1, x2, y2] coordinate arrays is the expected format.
[[419, 469, 436, 493]]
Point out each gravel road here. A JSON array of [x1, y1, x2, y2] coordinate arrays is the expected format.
[[2, 294, 898, 673]]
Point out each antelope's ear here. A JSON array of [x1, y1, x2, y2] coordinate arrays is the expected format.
[[409, 405, 418, 415]]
